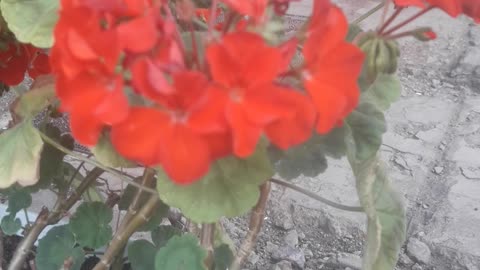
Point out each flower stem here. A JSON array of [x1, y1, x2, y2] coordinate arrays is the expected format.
[[352, 1, 385, 25], [378, 7, 404, 34], [39, 131, 156, 194], [8, 168, 104, 270], [200, 223, 215, 268], [117, 168, 156, 233], [379, 0, 392, 27], [207, 0, 218, 38], [230, 182, 271, 270], [269, 178, 364, 212], [382, 6, 434, 36], [92, 194, 160, 270]]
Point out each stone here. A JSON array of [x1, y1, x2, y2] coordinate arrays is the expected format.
[[398, 252, 415, 267], [433, 166, 445, 175], [407, 238, 432, 264], [270, 261, 293, 270], [412, 263, 423, 270], [284, 230, 299, 247], [303, 248, 313, 258], [460, 166, 480, 180], [266, 241, 279, 254], [273, 211, 295, 231], [247, 252, 260, 265], [272, 246, 306, 269], [336, 253, 362, 269]]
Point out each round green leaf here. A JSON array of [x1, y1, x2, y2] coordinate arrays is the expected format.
[[362, 74, 401, 111], [157, 145, 273, 223], [36, 225, 85, 270], [155, 234, 207, 270], [128, 240, 157, 270], [69, 202, 113, 249], [7, 188, 32, 214], [0, 122, 44, 188], [214, 244, 234, 270], [151, 225, 182, 248], [0, 214, 22, 235], [92, 133, 136, 168], [0, 0, 59, 48]]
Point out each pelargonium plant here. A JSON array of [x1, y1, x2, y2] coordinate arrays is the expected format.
[[0, 0, 478, 269]]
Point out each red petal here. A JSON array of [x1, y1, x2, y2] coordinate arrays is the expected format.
[[394, 0, 425, 7], [205, 131, 233, 159], [110, 107, 165, 166], [117, 14, 158, 53], [188, 86, 229, 134], [130, 58, 171, 105], [226, 102, 262, 157], [243, 84, 296, 125], [265, 91, 316, 149], [94, 76, 129, 124], [66, 30, 97, 60], [158, 124, 211, 184], [69, 110, 103, 146]]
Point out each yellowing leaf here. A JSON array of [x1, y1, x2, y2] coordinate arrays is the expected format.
[[0, 122, 43, 188], [14, 75, 56, 118], [0, 0, 59, 48]]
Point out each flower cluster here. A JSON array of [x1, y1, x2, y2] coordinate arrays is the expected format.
[[395, 0, 480, 22], [0, 42, 51, 86], [51, 0, 364, 184]]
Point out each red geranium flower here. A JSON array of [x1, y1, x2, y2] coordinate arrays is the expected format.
[[0, 43, 30, 85], [221, 0, 268, 24], [302, 1, 364, 134], [394, 0, 480, 22], [206, 31, 315, 157], [111, 71, 229, 184]]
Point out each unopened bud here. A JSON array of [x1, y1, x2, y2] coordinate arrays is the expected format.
[[412, 28, 437, 42], [358, 32, 400, 82]]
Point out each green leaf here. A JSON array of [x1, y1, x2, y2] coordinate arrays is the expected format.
[[345, 108, 405, 270], [118, 181, 143, 210], [345, 152, 405, 269], [0, 122, 44, 188], [69, 202, 113, 249], [269, 141, 328, 180], [345, 103, 386, 162], [0, 0, 59, 48], [0, 214, 22, 235], [92, 133, 136, 168], [13, 75, 56, 118], [213, 244, 234, 270], [362, 74, 401, 111], [35, 125, 74, 190], [157, 144, 273, 223], [269, 128, 347, 180], [7, 188, 32, 214], [36, 225, 84, 270], [155, 234, 207, 270], [151, 225, 182, 249], [128, 240, 157, 270]]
